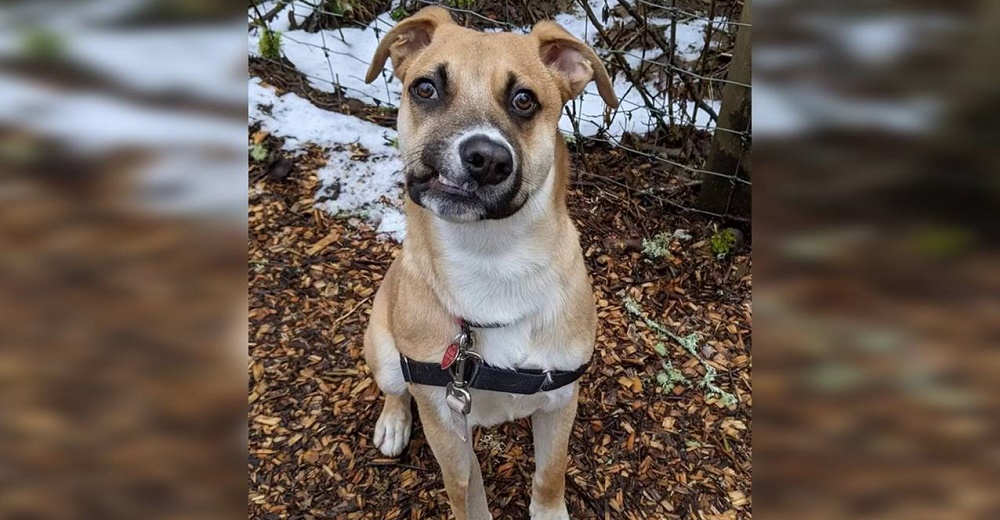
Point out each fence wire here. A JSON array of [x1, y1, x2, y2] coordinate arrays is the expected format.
[[249, 0, 751, 219]]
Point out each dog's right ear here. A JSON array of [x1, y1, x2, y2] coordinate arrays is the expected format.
[[364, 7, 454, 84]]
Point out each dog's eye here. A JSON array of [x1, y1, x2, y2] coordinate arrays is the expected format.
[[411, 80, 438, 100], [510, 90, 537, 115]]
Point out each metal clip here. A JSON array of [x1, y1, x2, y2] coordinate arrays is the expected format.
[[446, 383, 472, 441], [445, 383, 472, 414], [445, 324, 477, 441], [447, 328, 480, 389]]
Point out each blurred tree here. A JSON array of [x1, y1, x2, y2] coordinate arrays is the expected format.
[[888, 0, 1000, 239], [698, 0, 750, 218]]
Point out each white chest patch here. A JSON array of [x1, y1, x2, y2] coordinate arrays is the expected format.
[[417, 168, 589, 428]]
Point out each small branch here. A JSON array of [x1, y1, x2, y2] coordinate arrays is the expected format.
[[616, 0, 719, 123], [332, 296, 372, 327], [368, 461, 433, 472], [575, 0, 672, 133], [259, 0, 291, 25]]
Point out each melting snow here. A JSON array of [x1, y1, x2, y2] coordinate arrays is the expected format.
[[249, 78, 406, 241]]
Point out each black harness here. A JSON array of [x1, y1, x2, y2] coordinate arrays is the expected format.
[[398, 320, 588, 395]]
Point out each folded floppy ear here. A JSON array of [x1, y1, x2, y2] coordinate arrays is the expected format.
[[364, 6, 454, 84], [531, 21, 619, 109]]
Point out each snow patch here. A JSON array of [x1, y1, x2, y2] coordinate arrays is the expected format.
[[249, 78, 406, 241], [249, 11, 402, 107]]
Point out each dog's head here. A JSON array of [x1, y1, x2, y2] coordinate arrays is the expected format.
[[365, 7, 618, 222]]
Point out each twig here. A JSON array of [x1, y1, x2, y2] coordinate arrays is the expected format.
[[575, 0, 672, 133], [690, 0, 718, 125], [259, 0, 291, 25], [333, 296, 372, 327], [368, 461, 433, 472], [667, 0, 677, 124], [616, 0, 719, 123]]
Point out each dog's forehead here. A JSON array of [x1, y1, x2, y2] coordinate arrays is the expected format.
[[415, 25, 546, 78]]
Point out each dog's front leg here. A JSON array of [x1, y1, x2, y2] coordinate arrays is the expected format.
[[529, 388, 579, 520], [418, 393, 492, 520]]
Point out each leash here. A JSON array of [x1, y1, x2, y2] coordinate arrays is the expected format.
[[397, 318, 589, 440]]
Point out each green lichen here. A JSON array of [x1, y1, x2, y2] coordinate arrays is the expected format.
[[641, 232, 673, 260], [623, 295, 738, 408], [249, 143, 269, 163], [656, 360, 687, 393]]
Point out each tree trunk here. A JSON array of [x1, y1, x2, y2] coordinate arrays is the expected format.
[[884, 0, 1000, 239], [697, 0, 751, 217]]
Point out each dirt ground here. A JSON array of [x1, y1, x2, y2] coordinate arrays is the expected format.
[[248, 126, 752, 519]]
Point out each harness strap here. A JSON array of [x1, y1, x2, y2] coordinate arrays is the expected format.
[[399, 353, 588, 395]]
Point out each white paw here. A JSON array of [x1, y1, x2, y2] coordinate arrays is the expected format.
[[372, 405, 411, 457], [529, 501, 569, 520]]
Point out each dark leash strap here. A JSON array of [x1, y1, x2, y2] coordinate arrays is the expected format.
[[399, 353, 588, 395]]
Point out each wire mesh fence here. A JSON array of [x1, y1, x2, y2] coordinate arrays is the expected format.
[[248, 0, 751, 219]]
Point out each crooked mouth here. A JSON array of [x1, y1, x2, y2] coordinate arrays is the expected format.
[[429, 174, 475, 197]]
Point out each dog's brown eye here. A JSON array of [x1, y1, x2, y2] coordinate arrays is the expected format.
[[511, 90, 537, 114], [412, 80, 438, 100]]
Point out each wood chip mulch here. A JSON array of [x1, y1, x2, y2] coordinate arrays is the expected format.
[[249, 133, 752, 519]]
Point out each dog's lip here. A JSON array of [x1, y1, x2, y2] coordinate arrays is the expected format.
[[437, 175, 462, 189], [429, 174, 475, 196]]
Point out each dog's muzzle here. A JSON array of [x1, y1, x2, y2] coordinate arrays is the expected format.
[[405, 130, 524, 221]]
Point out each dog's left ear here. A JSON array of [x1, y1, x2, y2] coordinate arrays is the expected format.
[[531, 21, 619, 109], [365, 6, 454, 83]]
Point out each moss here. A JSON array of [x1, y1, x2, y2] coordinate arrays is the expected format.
[[906, 225, 974, 261], [22, 30, 65, 60], [710, 228, 737, 259], [258, 29, 282, 61], [390, 6, 408, 21]]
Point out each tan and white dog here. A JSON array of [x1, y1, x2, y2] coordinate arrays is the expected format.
[[362, 7, 618, 519]]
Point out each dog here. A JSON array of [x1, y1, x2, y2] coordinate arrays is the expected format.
[[362, 7, 618, 519]]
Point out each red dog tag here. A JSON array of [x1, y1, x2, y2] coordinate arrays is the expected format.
[[441, 342, 459, 369]]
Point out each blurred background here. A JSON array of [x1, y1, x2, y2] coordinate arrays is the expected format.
[[0, 1, 246, 520], [755, 0, 998, 519]]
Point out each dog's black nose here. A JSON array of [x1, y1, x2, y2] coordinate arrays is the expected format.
[[459, 135, 513, 185]]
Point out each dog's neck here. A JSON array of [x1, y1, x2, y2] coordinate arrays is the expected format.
[[402, 163, 572, 325]]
